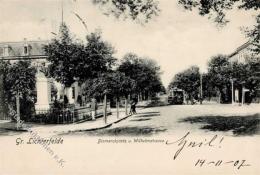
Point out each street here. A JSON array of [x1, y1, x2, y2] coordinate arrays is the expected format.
[[61, 103, 260, 137], [1, 102, 259, 137], [1, 102, 260, 175]]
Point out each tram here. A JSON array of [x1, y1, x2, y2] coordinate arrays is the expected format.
[[168, 87, 184, 105]]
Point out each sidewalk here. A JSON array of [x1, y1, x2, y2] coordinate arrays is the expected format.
[[0, 108, 136, 135], [0, 101, 150, 135], [29, 108, 133, 134]]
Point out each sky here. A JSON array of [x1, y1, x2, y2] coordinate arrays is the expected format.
[[0, 0, 257, 87]]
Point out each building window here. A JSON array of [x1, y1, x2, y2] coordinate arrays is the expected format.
[[24, 46, 29, 55], [72, 87, 75, 99], [24, 46, 28, 55], [4, 47, 9, 56], [0, 48, 3, 56]]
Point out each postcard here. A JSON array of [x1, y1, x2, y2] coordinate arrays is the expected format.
[[0, 0, 259, 174]]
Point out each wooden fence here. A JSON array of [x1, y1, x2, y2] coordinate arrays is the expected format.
[[30, 103, 111, 124]]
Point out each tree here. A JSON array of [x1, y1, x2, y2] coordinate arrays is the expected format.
[[106, 71, 136, 117], [0, 60, 36, 120], [231, 57, 260, 103], [0, 61, 11, 119], [169, 66, 200, 104], [206, 54, 260, 104], [44, 23, 83, 87], [207, 55, 232, 103], [45, 24, 116, 110], [92, 0, 160, 23], [118, 53, 164, 100], [83, 71, 136, 121], [178, 0, 260, 53], [178, 0, 259, 25], [83, 71, 135, 100], [245, 57, 260, 101], [45, 25, 116, 84], [201, 73, 218, 100], [76, 31, 116, 83], [245, 15, 260, 54]]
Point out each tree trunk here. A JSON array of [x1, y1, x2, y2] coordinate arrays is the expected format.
[[218, 91, 221, 104], [125, 95, 128, 115], [16, 91, 20, 130], [103, 94, 107, 123], [200, 73, 203, 104], [148, 91, 151, 101], [116, 97, 119, 119], [0, 74, 8, 120], [62, 86, 66, 124], [242, 86, 245, 106]]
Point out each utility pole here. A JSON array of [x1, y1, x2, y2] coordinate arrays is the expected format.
[[61, 0, 64, 24], [200, 73, 203, 104]]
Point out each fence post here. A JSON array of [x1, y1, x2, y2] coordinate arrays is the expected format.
[[103, 94, 107, 123]]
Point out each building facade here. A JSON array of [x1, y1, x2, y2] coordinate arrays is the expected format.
[[0, 39, 81, 112], [228, 41, 260, 104]]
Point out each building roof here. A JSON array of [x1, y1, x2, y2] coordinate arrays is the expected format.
[[228, 41, 251, 58], [0, 40, 49, 59]]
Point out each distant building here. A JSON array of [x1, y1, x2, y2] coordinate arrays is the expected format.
[[0, 39, 47, 64], [228, 41, 260, 63], [228, 41, 260, 104], [0, 39, 81, 112]]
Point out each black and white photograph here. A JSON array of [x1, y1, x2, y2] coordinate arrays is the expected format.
[[0, 0, 259, 174]]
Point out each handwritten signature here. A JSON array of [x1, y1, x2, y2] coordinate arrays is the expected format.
[[165, 132, 224, 160]]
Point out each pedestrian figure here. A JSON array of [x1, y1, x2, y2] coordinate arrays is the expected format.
[[129, 98, 137, 115]]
